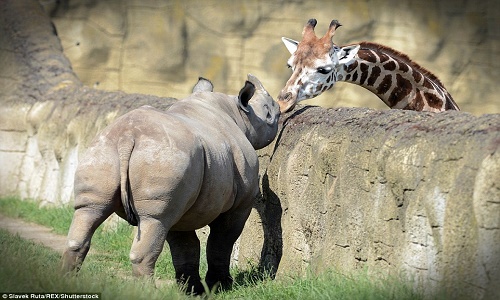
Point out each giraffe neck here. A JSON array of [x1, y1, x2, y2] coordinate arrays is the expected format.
[[335, 42, 459, 111]]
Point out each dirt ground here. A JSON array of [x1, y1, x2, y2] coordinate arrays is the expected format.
[[0, 213, 67, 254]]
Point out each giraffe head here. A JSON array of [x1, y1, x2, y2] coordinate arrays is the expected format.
[[277, 19, 360, 113]]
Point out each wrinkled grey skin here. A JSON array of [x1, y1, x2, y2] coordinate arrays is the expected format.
[[61, 74, 280, 295]]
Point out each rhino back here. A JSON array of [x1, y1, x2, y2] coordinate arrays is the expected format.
[[166, 94, 258, 173], [164, 98, 261, 227], [92, 104, 259, 230]]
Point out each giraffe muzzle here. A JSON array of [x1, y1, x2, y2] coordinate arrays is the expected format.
[[278, 91, 292, 102], [277, 91, 297, 113]]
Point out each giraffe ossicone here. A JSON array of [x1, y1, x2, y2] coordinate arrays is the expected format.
[[277, 19, 460, 113]]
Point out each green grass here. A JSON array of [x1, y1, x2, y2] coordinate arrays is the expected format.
[[219, 273, 420, 300], [0, 229, 186, 299], [0, 196, 178, 279], [0, 197, 429, 299]]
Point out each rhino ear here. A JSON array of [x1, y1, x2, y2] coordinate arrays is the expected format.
[[238, 81, 255, 113], [246, 73, 266, 91], [192, 77, 214, 93]]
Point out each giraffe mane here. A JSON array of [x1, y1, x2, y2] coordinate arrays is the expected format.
[[355, 41, 445, 87]]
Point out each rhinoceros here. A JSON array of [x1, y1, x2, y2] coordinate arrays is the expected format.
[[61, 74, 280, 294]]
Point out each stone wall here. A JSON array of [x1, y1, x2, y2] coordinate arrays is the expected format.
[[0, 0, 177, 204], [241, 107, 500, 299], [42, 0, 500, 116], [1, 1, 499, 299]]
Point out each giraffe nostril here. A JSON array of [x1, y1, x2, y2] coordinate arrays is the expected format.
[[278, 92, 292, 102]]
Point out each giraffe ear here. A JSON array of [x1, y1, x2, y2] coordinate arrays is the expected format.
[[336, 45, 360, 64], [282, 37, 299, 55]]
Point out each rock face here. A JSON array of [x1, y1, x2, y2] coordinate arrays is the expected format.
[[1, 1, 499, 300], [238, 107, 500, 299], [41, 0, 500, 115], [0, 0, 176, 204]]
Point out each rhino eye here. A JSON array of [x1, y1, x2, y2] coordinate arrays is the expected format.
[[317, 66, 332, 74]]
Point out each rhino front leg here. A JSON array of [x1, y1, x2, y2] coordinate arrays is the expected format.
[[166, 230, 203, 295], [205, 207, 252, 291], [129, 217, 167, 277], [62, 205, 113, 274]]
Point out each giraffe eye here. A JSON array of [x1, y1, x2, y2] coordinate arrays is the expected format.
[[287, 64, 292, 69], [317, 66, 332, 74]]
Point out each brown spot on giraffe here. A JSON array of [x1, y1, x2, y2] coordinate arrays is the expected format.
[[346, 60, 358, 72], [376, 74, 392, 95], [383, 61, 397, 71], [388, 74, 412, 106], [425, 92, 443, 109], [352, 70, 359, 82], [422, 78, 434, 89], [378, 52, 390, 63], [412, 70, 423, 84], [359, 63, 369, 85], [359, 50, 377, 63], [413, 90, 424, 110], [399, 62, 409, 73], [368, 66, 381, 86]]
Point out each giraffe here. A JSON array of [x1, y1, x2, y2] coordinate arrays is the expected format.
[[277, 19, 460, 113]]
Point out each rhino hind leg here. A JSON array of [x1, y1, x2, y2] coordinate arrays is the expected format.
[[167, 230, 203, 295], [205, 207, 252, 292], [62, 204, 113, 274], [129, 217, 167, 278]]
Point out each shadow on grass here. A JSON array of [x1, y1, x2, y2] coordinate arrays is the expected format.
[[232, 263, 274, 288]]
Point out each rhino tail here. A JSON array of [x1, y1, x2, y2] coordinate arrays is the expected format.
[[118, 135, 139, 226]]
